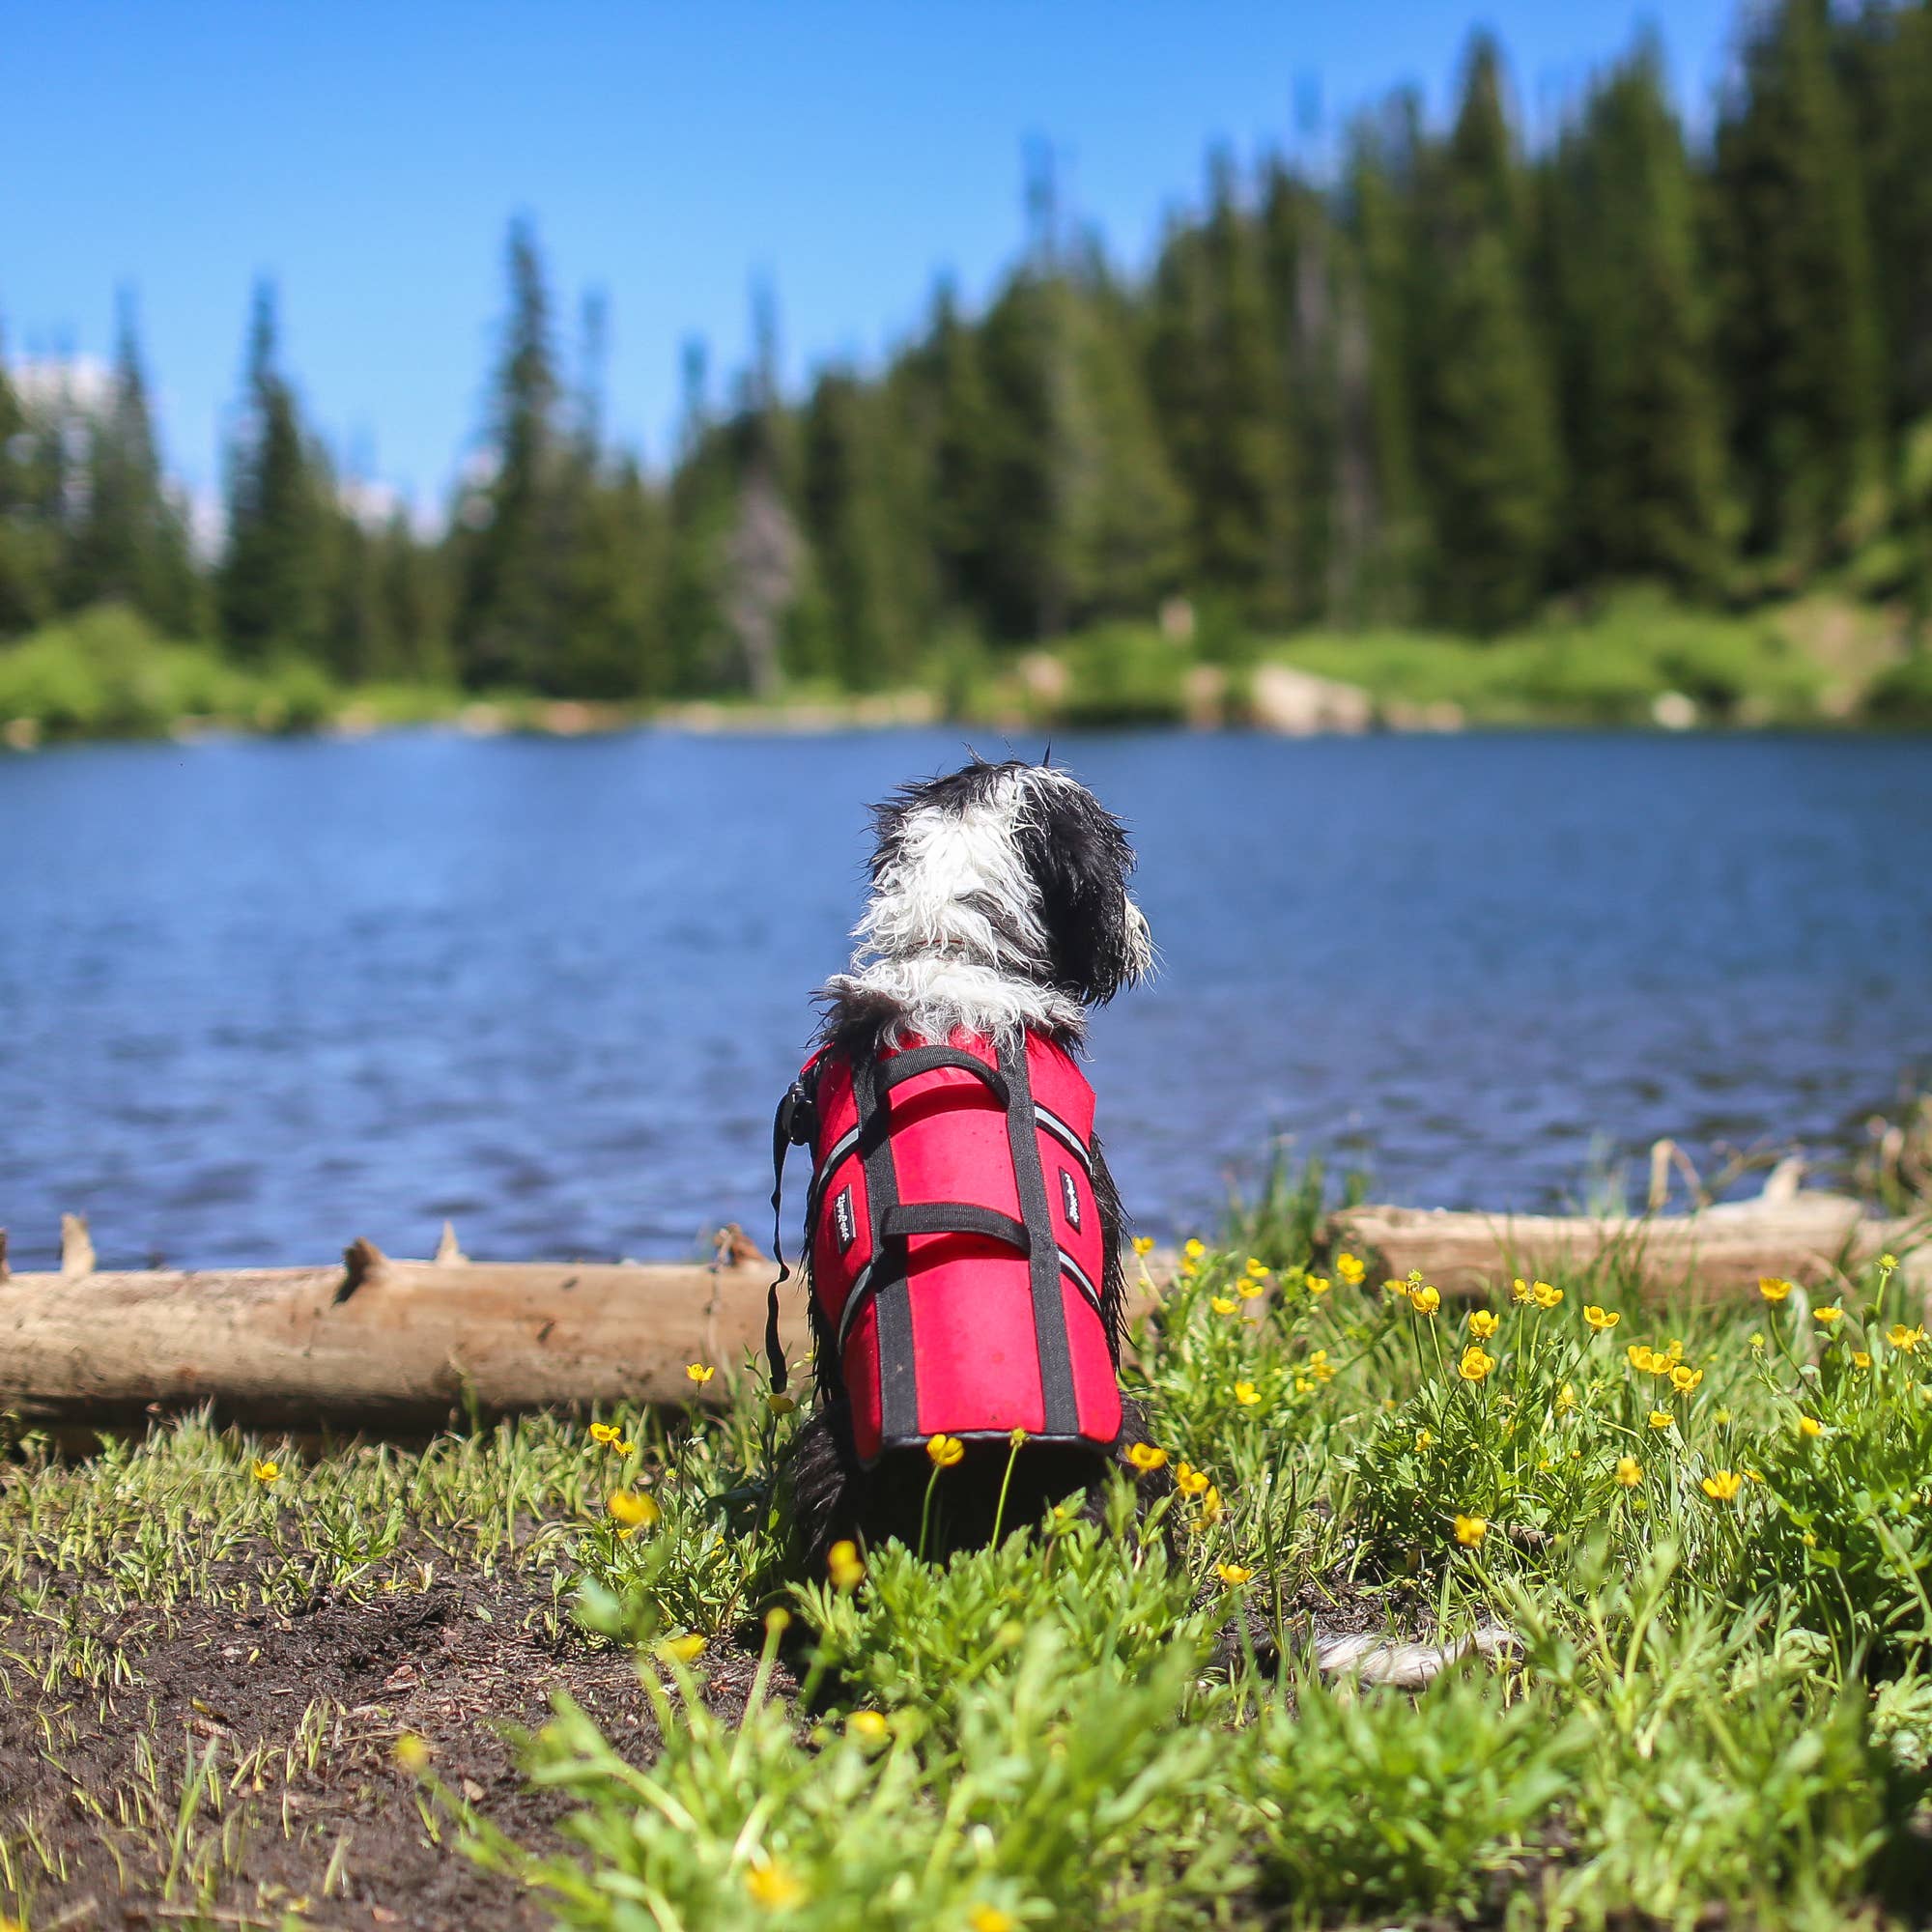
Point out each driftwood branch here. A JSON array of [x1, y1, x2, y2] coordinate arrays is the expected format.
[[0, 1183, 1924, 1436]]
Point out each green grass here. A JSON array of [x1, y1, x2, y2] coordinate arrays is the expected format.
[[1271, 590, 1833, 727], [5, 1220, 1930, 1928]]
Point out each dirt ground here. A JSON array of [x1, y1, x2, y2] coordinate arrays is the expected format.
[[0, 1545, 782, 1932]]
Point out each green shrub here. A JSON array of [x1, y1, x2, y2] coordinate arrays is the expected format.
[[1866, 651, 1932, 726], [1056, 622, 1189, 725]]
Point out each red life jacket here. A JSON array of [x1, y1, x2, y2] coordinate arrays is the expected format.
[[771, 1030, 1122, 1467]]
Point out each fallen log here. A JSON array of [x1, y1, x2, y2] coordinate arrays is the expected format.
[[0, 1226, 811, 1436], [1330, 1176, 1929, 1303], [0, 1187, 1924, 1437]]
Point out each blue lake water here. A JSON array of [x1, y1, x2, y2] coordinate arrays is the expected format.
[[1, 727, 1928, 1273]]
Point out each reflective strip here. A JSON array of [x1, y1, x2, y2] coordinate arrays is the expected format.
[[1035, 1105, 1094, 1177], [1058, 1246, 1102, 1312], [835, 1258, 878, 1350]]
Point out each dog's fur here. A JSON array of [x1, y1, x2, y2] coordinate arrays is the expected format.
[[785, 758, 1154, 1563]]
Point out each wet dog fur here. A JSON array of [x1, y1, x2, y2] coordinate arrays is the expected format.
[[783, 757, 1157, 1565]]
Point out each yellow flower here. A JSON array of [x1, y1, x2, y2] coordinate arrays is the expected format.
[[250, 1459, 281, 1485], [1414, 1428, 1435, 1451], [608, 1489, 660, 1528], [1649, 1410, 1674, 1431], [1131, 1235, 1155, 1257], [1469, 1309, 1501, 1339], [1408, 1285, 1441, 1316], [1215, 1562, 1253, 1586], [1758, 1276, 1794, 1303], [1798, 1415, 1823, 1438], [1750, 1333, 1767, 1350], [1182, 1237, 1206, 1262], [765, 1606, 791, 1636], [686, 1362, 716, 1384], [744, 1859, 806, 1909], [1293, 1375, 1312, 1394], [1555, 1382, 1577, 1413], [588, 1421, 620, 1446], [1853, 1350, 1872, 1370], [925, 1433, 965, 1467], [1126, 1441, 1169, 1472], [1664, 1338, 1685, 1362], [1813, 1307, 1844, 1327], [1232, 1381, 1262, 1407], [1531, 1280, 1563, 1309], [1179, 1261, 1197, 1281], [1009, 1425, 1028, 1448], [1801, 1530, 1818, 1548], [827, 1540, 866, 1590], [1245, 1257, 1269, 1279], [1584, 1304, 1620, 1330], [657, 1634, 705, 1665], [1236, 1276, 1264, 1300], [1670, 1365, 1703, 1394], [767, 1392, 798, 1415], [1888, 1324, 1925, 1353], [1457, 1344, 1497, 1383], [1511, 1276, 1533, 1304], [1879, 1252, 1897, 1271], [1335, 1251, 1366, 1286], [1701, 1470, 1744, 1502], [969, 1909, 1017, 1932], [1209, 1294, 1237, 1315], [391, 1732, 431, 1773], [1615, 1456, 1642, 1488], [1453, 1514, 1488, 1548], [847, 1710, 891, 1748], [1175, 1461, 1210, 1497], [1198, 1483, 1225, 1523], [1306, 1273, 1332, 1295], [1627, 1343, 1654, 1371], [1307, 1349, 1337, 1382]]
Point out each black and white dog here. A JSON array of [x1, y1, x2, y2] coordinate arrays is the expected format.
[[780, 756, 1155, 1563]]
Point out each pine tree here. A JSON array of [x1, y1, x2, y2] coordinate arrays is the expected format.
[[0, 330, 55, 636], [1415, 36, 1561, 632], [1147, 151, 1296, 626], [1344, 98, 1431, 617], [69, 293, 203, 634], [1546, 40, 1727, 592], [919, 279, 1001, 630], [1842, 0, 1932, 437], [798, 368, 905, 688], [1711, 0, 1883, 562], [452, 217, 566, 688], [220, 281, 327, 659], [1058, 253, 1186, 621]]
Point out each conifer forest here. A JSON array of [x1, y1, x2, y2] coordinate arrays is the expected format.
[[3, 0, 1931, 724]]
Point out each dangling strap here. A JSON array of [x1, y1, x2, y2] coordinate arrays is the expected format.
[[765, 1068, 819, 1395]]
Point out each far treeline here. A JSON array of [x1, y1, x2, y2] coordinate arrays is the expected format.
[[3, 0, 1932, 715]]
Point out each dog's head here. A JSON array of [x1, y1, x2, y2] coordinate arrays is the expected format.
[[855, 758, 1153, 1009]]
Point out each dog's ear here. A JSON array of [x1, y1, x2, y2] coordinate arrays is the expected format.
[[1016, 771, 1152, 1007]]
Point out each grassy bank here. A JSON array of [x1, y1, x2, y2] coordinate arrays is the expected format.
[[3, 594, 1930, 749], [4, 1215, 1930, 1929]]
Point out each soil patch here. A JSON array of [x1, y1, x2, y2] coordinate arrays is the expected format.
[[0, 1541, 776, 1932]]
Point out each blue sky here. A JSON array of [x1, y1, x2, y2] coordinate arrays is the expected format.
[[3, 2, 1739, 517]]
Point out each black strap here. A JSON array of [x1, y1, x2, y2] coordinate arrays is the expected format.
[[765, 1071, 818, 1397], [874, 1044, 1010, 1105], [999, 1034, 1080, 1436], [854, 1055, 920, 1440], [880, 1203, 1029, 1250]]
